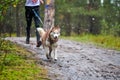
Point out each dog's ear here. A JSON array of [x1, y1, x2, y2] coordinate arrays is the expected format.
[[54, 25, 60, 31], [56, 25, 60, 28], [50, 25, 60, 32], [56, 25, 60, 32]]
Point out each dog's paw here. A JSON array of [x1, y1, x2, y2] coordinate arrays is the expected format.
[[46, 54, 50, 59], [46, 54, 52, 60], [54, 59, 57, 61]]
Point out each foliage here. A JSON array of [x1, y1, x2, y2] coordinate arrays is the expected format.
[[0, 0, 120, 37], [61, 34, 120, 51], [0, 0, 24, 20], [0, 0, 26, 37], [0, 39, 15, 52], [55, 0, 120, 36], [100, 19, 109, 35], [0, 38, 49, 80], [91, 35, 120, 50]]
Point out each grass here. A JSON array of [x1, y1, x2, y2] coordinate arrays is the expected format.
[[61, 34, 120, 51], [0, 39, 50, 80]]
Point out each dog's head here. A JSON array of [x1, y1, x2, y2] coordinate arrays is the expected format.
[[49, 26, 60, 41]]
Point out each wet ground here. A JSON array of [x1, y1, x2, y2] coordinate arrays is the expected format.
[[6, 37, 120, 80]]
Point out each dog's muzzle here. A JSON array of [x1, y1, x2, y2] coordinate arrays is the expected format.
[[50, 32, 60, 41], [53, 34, 59, 39], [54, 35, 58, 38]]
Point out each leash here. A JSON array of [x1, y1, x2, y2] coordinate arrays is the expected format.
[[32, 9, 44, 25]]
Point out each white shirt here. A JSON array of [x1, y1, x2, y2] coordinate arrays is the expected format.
[[25, 0, 40, 6]]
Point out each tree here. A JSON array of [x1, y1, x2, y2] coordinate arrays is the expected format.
[[0, 0, 25, 37], [0, 0, 120, 37], [43, 0, 55, 31], [16, 4, 20, 37]]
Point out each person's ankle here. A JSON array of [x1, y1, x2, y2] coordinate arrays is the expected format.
[[36, 41, 42, 47], [26, 38, 30, 44]]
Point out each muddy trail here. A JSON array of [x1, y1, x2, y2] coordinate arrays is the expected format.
[[6, 37, 120, 80]]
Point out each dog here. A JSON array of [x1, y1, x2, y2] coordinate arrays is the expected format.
[[37, 26, 60, 61]]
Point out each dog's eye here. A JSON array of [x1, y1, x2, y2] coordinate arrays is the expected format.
[[52, 32, 55, 34], [51, 32, 54, 35], [54, 32, 57, 34], [57, 32, 59, 34]]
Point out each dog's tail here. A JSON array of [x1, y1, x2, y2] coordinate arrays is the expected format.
[[37, 28, 45, 36]]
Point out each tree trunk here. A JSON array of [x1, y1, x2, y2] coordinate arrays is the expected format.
[[16, 5, 20, 37], [43, 0, 55, 31], [64, 13, 71, 36]]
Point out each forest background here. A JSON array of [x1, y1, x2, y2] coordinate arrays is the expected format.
[[0, 0, 120, 50], [0, 0, 120, 36]]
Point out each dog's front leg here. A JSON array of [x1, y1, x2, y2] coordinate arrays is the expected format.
[[53, 48, 57, 61], [48, 47, 52, 59], [45, 47, 50, 59]]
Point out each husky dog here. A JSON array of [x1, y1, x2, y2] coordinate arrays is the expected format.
[[37, 26, 60, 61]]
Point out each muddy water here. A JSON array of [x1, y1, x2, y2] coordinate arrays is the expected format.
[[6, 37, 120, 80]]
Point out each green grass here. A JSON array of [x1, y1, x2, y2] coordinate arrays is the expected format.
[[61, 34, 120, 51], [0, 39, 49, 80]]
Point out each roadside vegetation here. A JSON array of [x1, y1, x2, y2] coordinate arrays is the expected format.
[[62, 34, 120, 51], [0, 38, 49, 80]]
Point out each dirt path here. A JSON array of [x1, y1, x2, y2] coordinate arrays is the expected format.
[[6, 37, 120, 80]]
